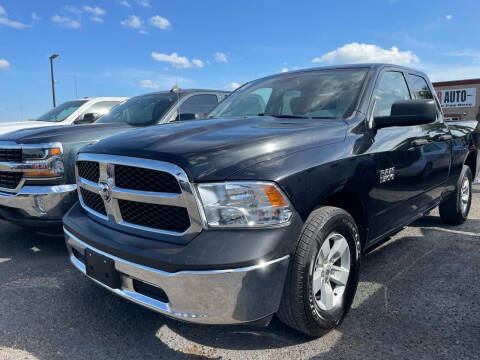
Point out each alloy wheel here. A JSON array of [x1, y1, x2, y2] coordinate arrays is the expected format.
[[312, 232, 351, 311]]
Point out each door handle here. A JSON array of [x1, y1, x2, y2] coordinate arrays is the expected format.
[[411, 139, 429, 147], [439, 134, 452, 141]]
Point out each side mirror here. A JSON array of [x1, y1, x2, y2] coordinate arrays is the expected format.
[[374, 100, 437, 129], [75, 113, 100, 124], [174, 113, 197, 121]]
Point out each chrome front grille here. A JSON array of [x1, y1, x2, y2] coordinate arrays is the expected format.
[[76, 153, 202, 240], [0, 143, 24, 192]]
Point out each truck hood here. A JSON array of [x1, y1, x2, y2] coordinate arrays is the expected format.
[[0, 123, 132, 144], [0, 121, 58, 136], [82, 117, 348, 181]]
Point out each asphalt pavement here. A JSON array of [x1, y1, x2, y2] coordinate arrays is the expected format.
[[0, 186, 479, 360]]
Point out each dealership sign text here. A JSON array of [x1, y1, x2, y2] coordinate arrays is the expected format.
[[437, 88, 476, 108]]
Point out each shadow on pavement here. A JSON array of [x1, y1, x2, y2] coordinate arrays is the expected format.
[[0, 209, 479, 359]]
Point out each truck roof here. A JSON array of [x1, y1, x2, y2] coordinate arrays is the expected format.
[[271, 63, 429, 79], [127, 89, 230, 101], [145, 89, 229, 95], [71, 97, 128, 102]]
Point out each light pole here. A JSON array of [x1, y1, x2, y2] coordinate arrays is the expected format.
[[49, 54, 59, 107]]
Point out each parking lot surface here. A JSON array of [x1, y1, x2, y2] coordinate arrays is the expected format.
[[0, 187, 479, 360]]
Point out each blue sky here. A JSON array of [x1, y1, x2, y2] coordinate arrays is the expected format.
[[0, 0, 478, 122]]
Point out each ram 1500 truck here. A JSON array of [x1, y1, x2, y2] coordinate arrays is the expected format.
[[63, 64, 479, 337], [0, 97, 127, 135], [0, 89, 228, 231]]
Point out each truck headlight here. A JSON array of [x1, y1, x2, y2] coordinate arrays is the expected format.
[[22, 143, 64, 178], [195, 182, 293, 228]]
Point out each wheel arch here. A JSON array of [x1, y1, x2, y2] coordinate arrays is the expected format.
[[315, 189, 369, 250]]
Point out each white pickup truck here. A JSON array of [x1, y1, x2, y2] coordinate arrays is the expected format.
[[0, 97, 127, 135]]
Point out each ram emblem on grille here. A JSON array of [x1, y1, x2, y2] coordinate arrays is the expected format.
[[99, 182, 112, 203]]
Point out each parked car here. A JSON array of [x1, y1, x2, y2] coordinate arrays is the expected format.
[[63, 64, 478, 336], [0, 97, 127, 135], [0, 88, 228, 231]]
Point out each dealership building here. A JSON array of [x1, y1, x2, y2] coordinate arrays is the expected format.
[[433, 78, 480, 121]]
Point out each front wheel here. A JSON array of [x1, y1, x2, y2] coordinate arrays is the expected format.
[[439, 165, 472, 225], [277, 206, 361, 337]]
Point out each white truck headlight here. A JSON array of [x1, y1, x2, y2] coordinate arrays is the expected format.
[[196, 182, 293, 228], [22, 143, 64, 178]]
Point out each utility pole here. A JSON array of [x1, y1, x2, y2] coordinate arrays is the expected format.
[[49, 54, 59, 107]]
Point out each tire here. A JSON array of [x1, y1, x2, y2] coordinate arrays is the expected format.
[[439, 165, 472, 225], [277, 206, 361, 337]]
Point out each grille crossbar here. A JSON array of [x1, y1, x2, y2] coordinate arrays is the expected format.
[[76, 154, 201, 238]]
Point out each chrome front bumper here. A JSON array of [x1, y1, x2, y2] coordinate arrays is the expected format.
[[65, 228, 290, 325], [0, 184, 77, 219]]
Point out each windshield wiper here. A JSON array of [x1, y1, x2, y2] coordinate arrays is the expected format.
[[258, 113, 311, 119]]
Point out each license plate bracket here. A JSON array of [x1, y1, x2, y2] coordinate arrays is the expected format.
[[85, 249, 121, 289]]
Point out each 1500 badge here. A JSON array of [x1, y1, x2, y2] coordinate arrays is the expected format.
[[379, 167, 395, 183]]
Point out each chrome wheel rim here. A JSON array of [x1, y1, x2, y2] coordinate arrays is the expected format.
[[460, 176, 470, 216], [312, 232, 351, 311]]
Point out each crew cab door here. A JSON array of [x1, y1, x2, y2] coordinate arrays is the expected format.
[[405, 73, 451, 202], [368, 70, 432, 240]]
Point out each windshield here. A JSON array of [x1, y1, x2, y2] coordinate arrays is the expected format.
[[36, 100, 88, 122], [96, 93, 178, 125], [208, 68, 368, 120]]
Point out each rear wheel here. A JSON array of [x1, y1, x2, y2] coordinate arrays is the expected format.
[[277, 206, 361, 337], [439, 165, 472, 225]]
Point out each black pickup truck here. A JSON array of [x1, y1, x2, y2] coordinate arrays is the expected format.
[[0, 89, 228, 231], [63, 64, 479, 337]]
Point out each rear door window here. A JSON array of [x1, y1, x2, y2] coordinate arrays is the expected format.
[[407, 74, 434, 100]]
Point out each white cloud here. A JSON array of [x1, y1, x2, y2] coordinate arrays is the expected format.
[[138, 29, 148, 34], [31, 12, 41, 21], [214, 52, 228, 62], [281, 68, 288, 73], [226, 82, 240, 90], [64, 5, 82, 15], [0, 5, 30, 28], [51, 14, 80, 29], [83, 6, 106, 23], [151, 52, 190, 68], [121, 1, 131, 8], [152, 52, 203, 69], [83, 6, 106, 16], [121, 15, 142, 28], [136, 0, 151, 7], [192, 59, 204, 68], [0, 17, 30, 29], [313, 42, 419, 66], [445, 14, 453, 20], [139, 79, 160, 88], [0, 58, 10, 70], [149, 15, 171, 29]]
